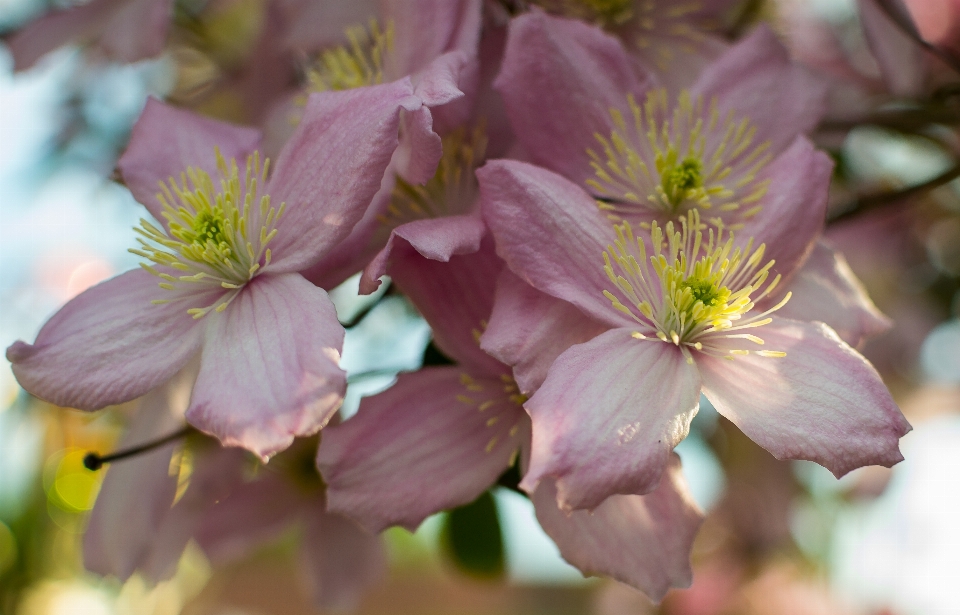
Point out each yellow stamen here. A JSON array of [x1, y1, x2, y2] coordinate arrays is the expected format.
[[307, 19, 394, 93]]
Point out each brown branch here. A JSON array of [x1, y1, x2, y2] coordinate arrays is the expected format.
[[828, 163, 960, 224]]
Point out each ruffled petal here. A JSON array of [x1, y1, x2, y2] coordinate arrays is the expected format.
[[775, 240, 891, 347], [690, 25, 828, 156], [738, 136, 833, 282], [359, 213, 486, 295], [392, 104, 444, 186], [118, 98, 262, 228], [495, 11, 651, 186], [265, 81, 421, 272], [481, 270, 607, 394], [187, 273, 345, 459], [698, 318, 911, 478], [317, 367, 527, 532], [7, 269, 204, 410], [83, 375, 190, 580], [478, 160, 627, 328], [300, 505, 387, 613], [521, 329, 702, 511], [386, 237, 506, 374], [532, 454, 702, 601]]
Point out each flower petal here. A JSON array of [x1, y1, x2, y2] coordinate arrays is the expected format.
[[393, 104, 444, 185], [532, 454, 702, 601], [118, 98, 262, 228], [738, 136, 833, 281], [386, 237, 506, 374], [775, 240, 891, 347], [495, 11, 651, 186], [83, 376, 189, 580], [98, 0, 172, 64], [698, 318, 911, 477], [187, 273, 346, 459], [317, 367, 526, 533], [384, 0, 482, 79], [858, 0, 925, 97], [7, 269, 204, 410], [300, 505, 387, 613], [481, 270, 607, 394], [265, 81, 421, 272], [521, 329, 702, 510], [8, 0, 116, 71], [478, 159, 627, 328], [690, 25, 828, 156], [359, 213, 486, 295]]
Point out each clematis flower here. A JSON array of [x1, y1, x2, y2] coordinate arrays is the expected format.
[[495, 12, 889, 347], [316, 241, 704, 600], [478, 159, 911, 511], [85, 377, 383, 611], [7, 82, 424, 458]]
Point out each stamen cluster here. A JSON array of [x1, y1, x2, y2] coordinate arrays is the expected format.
[[307, 19, 394, 92], [602, 209, 790, 362], [131, 149, 284, 318]]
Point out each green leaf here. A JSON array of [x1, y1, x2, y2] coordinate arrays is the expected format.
[[441, 490, 504, 578]]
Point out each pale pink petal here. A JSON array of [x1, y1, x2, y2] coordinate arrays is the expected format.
[[858, 0, 926, 97], [7, 0, 116, 71], [359, 213, 486, 294], [387, 237, 506, 374], [478, 160, 627, 328], [283, 0, 377, 52], [481, 270, 606, 394], [698, 318, 911, 478], [317, 367, 527, 532], [383, 0, 482, 79], [187, 273, 345, 459], [690, 25, 828, 156], [6, 269, 205, 410], [265, 82, 421, 273], [194, 472, 304, 563], [83, 377, 188, 580], [532, 455, 703, 601], [521, 329, 702, 511], [300, 505, 386, 612], [495, 11, 651, 186], [737, 136, 833, 282], [393, 105, 444, 185], [139, 445, 249, 581], [118, 98, 262, 227], [99, 0, 172, 63], [775, 240, 891, 348]]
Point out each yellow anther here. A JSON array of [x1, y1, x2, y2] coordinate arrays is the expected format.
[[307, 19, 394, 93]]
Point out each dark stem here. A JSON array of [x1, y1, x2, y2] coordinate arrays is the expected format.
[[83, 426, 193, 471], [828, 163, 960, 224]]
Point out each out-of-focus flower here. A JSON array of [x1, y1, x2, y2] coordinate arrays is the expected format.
[[317, 242, 704, 601], [478, 158, 910, 511], [7, 82, 422, 458]]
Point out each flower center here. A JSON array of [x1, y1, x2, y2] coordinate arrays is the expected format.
[[307, 19, 394, 93], [377, 125, 487, 230], [131, 149, 284, 319], [602, 209, 790, 362], [588, 90, 772, 230], [458, 373, 527, 455], [532, 0, 634, 27]]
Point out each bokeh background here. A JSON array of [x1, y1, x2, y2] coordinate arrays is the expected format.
[[1, 0, 959, 613]]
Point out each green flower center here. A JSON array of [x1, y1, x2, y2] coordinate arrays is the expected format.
[[660, 156, 704, 208]]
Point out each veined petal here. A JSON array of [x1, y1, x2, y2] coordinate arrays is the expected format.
[[478, 160, 628, 328], [521, 329, 702, 511], [83, 375, 190, 580], [266, 81, 421, 273], [775, 240, 891, 347], [496, 10, 652, 186], [532, 454, 702, 601], [359, 213, 486, 295], [481, 270, 607, 394], [187, 273, 346, 459], [690, 25, 828, 156], [384, 0, 482, 79], [317, 368, 527, 533], [300, 505, 387, 613], [118, 98, 262, 228], [387, 237, 506, 374], [698, 318, 911, 478], [7, 269, 205, 410], [393, 105, 444, 186], [738, 136, 833, 282]]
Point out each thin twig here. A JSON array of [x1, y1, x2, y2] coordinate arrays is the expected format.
[[828, 163, 960, 224]]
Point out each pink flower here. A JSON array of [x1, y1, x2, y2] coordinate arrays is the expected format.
[[7, 82, 424, 459], [477, 159, 911, 511], [316, 242, 704, 600]]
